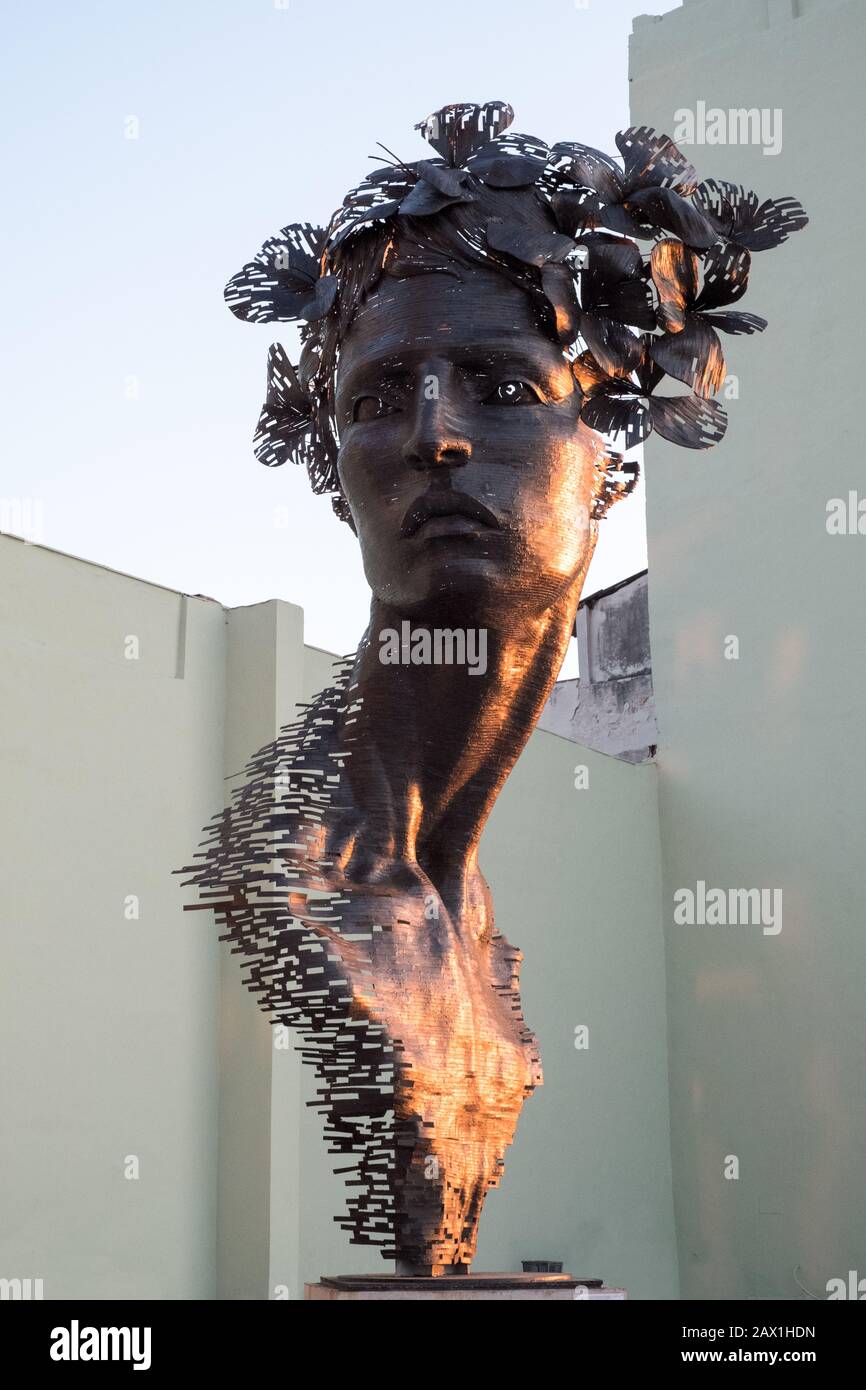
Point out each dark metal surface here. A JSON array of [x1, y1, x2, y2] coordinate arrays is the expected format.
[[318, 1272, 602, 1291], [180, 103, 807, 1275]]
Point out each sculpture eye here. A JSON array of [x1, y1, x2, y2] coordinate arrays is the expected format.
[[353, 395, 397, 422], [485, 380, 540, 406]]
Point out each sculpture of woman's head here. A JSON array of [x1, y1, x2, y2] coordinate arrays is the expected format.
[[330, 184, 611, 624], [226, 102, 807, 623], [202, 107, 808, 1275]]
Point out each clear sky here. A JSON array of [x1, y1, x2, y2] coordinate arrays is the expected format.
[[2, 0, 680, 662]]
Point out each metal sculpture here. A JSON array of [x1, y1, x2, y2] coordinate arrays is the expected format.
[[181, 103, 806, 1277]]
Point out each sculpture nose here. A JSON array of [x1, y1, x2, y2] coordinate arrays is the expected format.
[[401, 373, 472, 470]]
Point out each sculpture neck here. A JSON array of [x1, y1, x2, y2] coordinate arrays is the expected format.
[[341, 587, 581, 904]]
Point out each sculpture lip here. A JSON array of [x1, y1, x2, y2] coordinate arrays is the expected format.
[[401, 491, 502, 538]]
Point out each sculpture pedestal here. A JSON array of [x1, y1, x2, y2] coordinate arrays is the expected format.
[[305, 1274, 627, 1301]]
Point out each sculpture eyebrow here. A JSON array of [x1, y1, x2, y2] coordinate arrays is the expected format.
[[454, 344, 565, 377], [339, 340, 565, 396], [351, 370, 409, 396], [338, 352, 410, 395]]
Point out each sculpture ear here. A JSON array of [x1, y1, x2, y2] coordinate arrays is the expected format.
[[592, 452, 640, 520]]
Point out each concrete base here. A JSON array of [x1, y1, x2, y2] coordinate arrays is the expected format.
[[305, 1273, 627, 1301]]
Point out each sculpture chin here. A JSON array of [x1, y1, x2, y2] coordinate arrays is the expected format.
[[365, 539, 585, 630]]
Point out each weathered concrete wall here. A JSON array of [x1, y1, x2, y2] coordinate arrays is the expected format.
[[539, 572, 658, 761]]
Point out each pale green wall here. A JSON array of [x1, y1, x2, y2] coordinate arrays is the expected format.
[[631, 0, 866, 1299], [477, 734, 677, 1298], [0, 536, 224, 1299], [1, 537, 676, 1298], [219, 599, 306, 1301]]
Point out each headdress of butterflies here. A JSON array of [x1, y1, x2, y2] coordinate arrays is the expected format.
[[225, 101, 808, 524]]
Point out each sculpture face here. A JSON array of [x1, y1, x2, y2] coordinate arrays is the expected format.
[[335, 267, 602, 620]]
